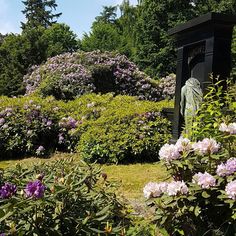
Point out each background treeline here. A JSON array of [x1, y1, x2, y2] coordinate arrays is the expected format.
[[0, 0, 235, 96]]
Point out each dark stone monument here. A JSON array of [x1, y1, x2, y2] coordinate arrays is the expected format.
[[167, 12, 236, 141]]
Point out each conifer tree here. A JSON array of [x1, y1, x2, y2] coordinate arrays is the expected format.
[[21, 0, 62, 30]]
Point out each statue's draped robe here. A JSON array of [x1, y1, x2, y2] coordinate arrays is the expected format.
[[180, 78, 203, 135]]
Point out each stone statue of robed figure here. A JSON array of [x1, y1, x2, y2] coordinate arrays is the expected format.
[[180, 77, 203, 135]]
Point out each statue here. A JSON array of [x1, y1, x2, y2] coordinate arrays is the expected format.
[[180, 77, 203, 136]]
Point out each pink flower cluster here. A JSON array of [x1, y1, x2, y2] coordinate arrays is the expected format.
[[143, 181, 188, 199], [143, 182, 168, 199], [193, 172, 216, 189], [159, 137, 191, 162], [225, 180, 236, 200], [219, 122, 236, 134], [192, 138, 220, 155], [216, 158, 236, 177]]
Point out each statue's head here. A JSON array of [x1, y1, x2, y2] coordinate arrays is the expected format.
[[185, 77, 201, 88]]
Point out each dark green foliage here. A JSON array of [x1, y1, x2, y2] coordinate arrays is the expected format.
[[134, 0, 194, 78], [81, 22, 121, 52], [191, 78, 236, 141], [0, 24, 78, 96], [42, 23, 78, 58], [21, 0, 62, 30], [0, 159, 129, 235]]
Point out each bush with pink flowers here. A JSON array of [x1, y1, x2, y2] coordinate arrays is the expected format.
[[143, 81, 236, 235]]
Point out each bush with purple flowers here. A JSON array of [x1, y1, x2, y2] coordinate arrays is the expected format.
[[143, 80, 236, 235], [23, 51, 165, 101], [0, 159, 130, 235], [0, 94, 172, 161]]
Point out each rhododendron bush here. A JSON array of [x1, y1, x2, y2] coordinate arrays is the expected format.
[[143, 81, 236, 235], [0, 159, 129, 235], [23, 50, 175, 101]]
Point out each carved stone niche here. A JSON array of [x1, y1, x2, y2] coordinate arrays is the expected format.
[[165, 12, 236, 141]]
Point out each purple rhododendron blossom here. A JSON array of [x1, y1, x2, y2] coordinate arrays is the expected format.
[[59, 117, 78, 129], [25, 180, 46, 199], [225, 180, 236, 200], [192, 138, 220, 155], [143, 182, 168, 199], [159, 143, 181, 162], [193, 172, 216, 189], [0, 182, 17, 199], [36, 146, 45, 155], [166, 181, 189, 196]]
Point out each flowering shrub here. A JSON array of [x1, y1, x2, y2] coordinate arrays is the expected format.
[[144, 124, 236, 235], [158, 73, 176, 100], [0, 159, 129, 235], [0, 94, 172, 162], [23, 51, 164, 101]]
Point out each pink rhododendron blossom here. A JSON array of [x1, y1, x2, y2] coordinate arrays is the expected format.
[[193, 172, 216, 189], [192, 138, 220, 155], [143, 182, 168, 199], [216, 158, 236, 177], [175, 137, 192, 153], [219, 123, 228, 132], [228, 123, 236, 134], [219, 122, 236, 134], [166, 181, 189, 196], [225, 180, 236, 200], [225, 158, 236, 174], [216, 163, 229, 177], [159, 143, 181, 162]]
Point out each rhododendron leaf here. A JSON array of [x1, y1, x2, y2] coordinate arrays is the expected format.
[[194, 206, 201, 217], [202, 191, 210, 198]]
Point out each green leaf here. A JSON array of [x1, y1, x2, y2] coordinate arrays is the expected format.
[[202, 191, 210, 198]]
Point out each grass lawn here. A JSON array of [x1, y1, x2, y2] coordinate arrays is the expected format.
[[0, 153, 169, 201]]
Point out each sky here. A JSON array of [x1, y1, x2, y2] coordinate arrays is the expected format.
[[0, 0, 137, 39]]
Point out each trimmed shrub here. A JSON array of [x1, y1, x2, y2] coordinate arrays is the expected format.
[[0, 94, 172, 162], [23, 51, 163, 101], [0, 158, 129, 235]]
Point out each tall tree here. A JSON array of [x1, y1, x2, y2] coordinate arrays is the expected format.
[[118, 0, 137, 57], [134, 0, 194, 79], [134, 0, 236, 79], [21, 0, 62, 30], [95, 6, 117, 23]]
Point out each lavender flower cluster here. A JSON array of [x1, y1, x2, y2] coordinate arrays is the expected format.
[[158, 74, 176, 100], [0, 180, 45, 200], [23, 51, 165, 101], [59, 116, 78, 130], [216, 158, 236, 177], [143, 180, 189, 199]]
